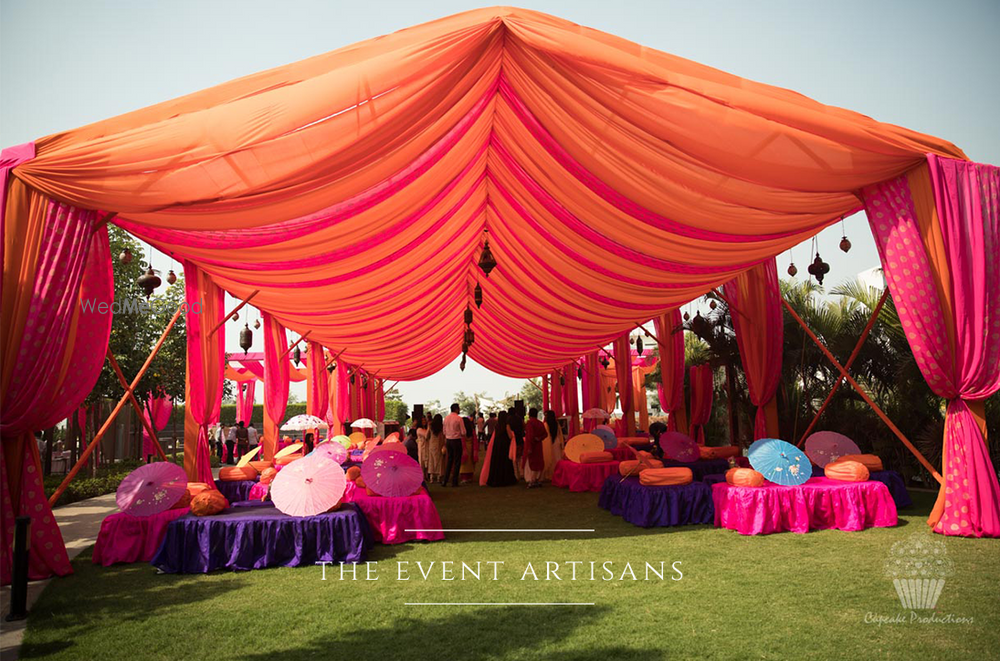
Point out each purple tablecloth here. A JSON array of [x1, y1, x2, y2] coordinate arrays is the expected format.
[[598, 476, 714, 527], [151, 503, 372, 573], [661, 458, 730, 482], [215, 478, 258, 503]]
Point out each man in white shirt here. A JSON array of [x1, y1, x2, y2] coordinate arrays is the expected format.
[[442, 404, 465, 487], [247, 423, 259, 447]]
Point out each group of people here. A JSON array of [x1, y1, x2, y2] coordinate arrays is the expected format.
[[479, 407, 565, 488], [403, 404, 479, 486], [212, 421, 258, 464]]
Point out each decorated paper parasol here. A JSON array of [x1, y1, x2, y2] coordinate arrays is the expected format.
[[351, 418, 377, 429], [281, 414, 328, 431], [370, 441, 407, 456], [333, 435, 352, 448], [116, 462, 188, 517], [236, 445, 262, 467], [659, 432, 700, 463], [595, 424, 614, 433], [804, 431, 862, 468], [748, 438, 811, 486], [361, 450, 423, 498], [274, 442, 304, 459], [270, 455, 347, 516], [311, 442, 348, 465], [582, 408, 609, 420], [383, 432, 400, 443], [592, 427, 617, 450], [348, 431, 367, 447], [564, 434, 605, 462]]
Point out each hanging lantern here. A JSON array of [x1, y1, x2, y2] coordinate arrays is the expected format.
[[464, 328, 475, 345], [460, 354, 467, 371], [474, 283, 483, 308], [629, 335, 635, 345], [559, 374, 566, 386], [231, 312, 239, 321], [578, 366, 583, 378], [327, 362, 336, 373], [137, 267, 161, 298], [239, 324, 253, 354], [600, 356, 610, 369], [635, 336, 644, 355], [166, 269, 177, 285], [253, 319, 261, 330], [787, 262, 798, 277], [291, 345, 301, 366], [349, 373, 356, 385], [464, 308, 473, 325], [477, 238, 497, 277], [840, 236, 852, 253], [118, 248, 133, 264], [807, 252, 830, 285], [691, 311, 709, 335], [709, 300, 717, 310], [683, 311, 690, 322]]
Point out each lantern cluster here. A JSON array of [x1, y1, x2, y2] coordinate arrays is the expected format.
[[460, 306, 475, 371]]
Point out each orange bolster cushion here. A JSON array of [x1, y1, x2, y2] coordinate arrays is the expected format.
[[249, 460, 273, 474], [639, 468, 693, 486], [259, 467, 279, 485], [190, 490, 229, 517], [186, 482, 211, 498], [825, 460, 870, 482], [636, 450, 653, 461], [725, 468, 766, 487], [579, 451, 614, 464], [700, 446, 741, 460], [218, 466, 257, 481], [355, 476, 366, 489], [346, 466, 362, 481], [275, 454, 302, 466], [618, 459, 664, 477], [834, 454, 883, 472]]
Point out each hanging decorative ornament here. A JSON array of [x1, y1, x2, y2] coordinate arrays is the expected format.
[[349, 373, 356, 385], [231, 312, 239, 321], [787, 262, 798, 277], [629, 335, 635, 345], [460, 354, 467, 371], [691, 311, 709, 335], [559, 374, 566, 386], [578, 366, 583, 379], [474, 283, 483, 308], [808, 252, 830, 285], [462, 341, 469, 356], [253, 318, 261, 330], [599, 356, 610, 369], [327, 362, 336, 374], [477, 230, 497, 277], [362, 376, 368, 390], [683, 311, 690, 322], [291, 345, 301, 366], [840, 236, 852, 253], [635, 336, 644, 356], [137, 267, 161, 298], [239, 324, 253, 354], [464, 328, 475, 346], [166, 269, 177, 285], [709, 300, 717, 310], [464, 308, 473, 325], [119, 248, 133, 264]]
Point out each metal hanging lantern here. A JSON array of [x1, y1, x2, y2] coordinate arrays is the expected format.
[[137, 267, 161, 298], [709, 300, 717, 310], [327, 362, 336, 373], [460, 354, 467, 371], [118, 248, 133, 264], [599, 356, 610, 369], [478, 237, 497, 277], [166, 269, 177, 285], [239, 324, 253, 354], [231, 312, 239, 321], [362, 376, 369, 390], [691, 311, 709, 335], [787, 262, 798, 277], [253, 318, 261, 330], [807, 252, 830, 285], [683, 311, 690, 322], [840, 236, 852, 253], [291, 345, 301, 366], [635, 336, 644, 355], [474, 283, 483, 308], [559, 374, 566, 386], [349, 373, 356, 385], [578, 366, 583, 378], [464, 308, 473, 325], [464, 328, 475, 346]]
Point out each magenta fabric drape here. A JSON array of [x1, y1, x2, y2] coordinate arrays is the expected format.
[[542, 374, 550, 411], [688, 365, 714, 446], [333, 362, 350, 433], [563, 362, 580, 437], [581, 352, 601, 431], [142, 393, 173, 458], [724, 258, 783, 439], [262, 312, 290, 458], [614, 334, 635, 436], [864, 155, 1000, 537], [236, 380, 256, 425], [654, 310, 684, 432], [306, 341, 329, 422], [183, 262, 223, 483], [549, 370, 564, 417], [1, 191, 111, 583], [376, 379, 385, 423]]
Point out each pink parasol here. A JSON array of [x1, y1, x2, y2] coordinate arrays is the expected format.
[[659, 432, 700, 463], [116, 462, 188, 517], [270, 456, 347, 517], [312, 442, 348, 465], [804, 431, 862, 468], [361, 449, 423, 498]]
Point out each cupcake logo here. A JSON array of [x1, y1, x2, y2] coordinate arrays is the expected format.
[[883, 533, 954, 610]]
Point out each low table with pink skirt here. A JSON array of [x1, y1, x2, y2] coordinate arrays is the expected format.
[[342, 483, 444, 544], [711, 477, 898, 535], [551, 459, 622, 492], [92, 508, 189, 566]]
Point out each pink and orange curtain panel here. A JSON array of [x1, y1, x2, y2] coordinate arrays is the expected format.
[[688, 365, 714, 446], [654, 310, 686, 433], [862, 155, 1000, 538], [262, 313, 290, 459], [613, 335, 635, 436], [142, 393, 173, 458], [183, 262, 224, 483], [306, 341, 329, 422], [236, 381, 255, 425]]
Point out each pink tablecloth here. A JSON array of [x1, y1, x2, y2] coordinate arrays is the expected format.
[[92, 508, 189, 566], [551, 459, 622, 492], [344, 486, 444, 544], [712, 477, 898, 535], [609, 445, 638, 461]]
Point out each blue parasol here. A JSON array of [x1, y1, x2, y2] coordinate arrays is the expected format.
[[748, 438, 811, 486], [592, 427, 617, 450]]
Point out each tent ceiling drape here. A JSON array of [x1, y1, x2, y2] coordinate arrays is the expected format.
[[7, 7, 966, 380]]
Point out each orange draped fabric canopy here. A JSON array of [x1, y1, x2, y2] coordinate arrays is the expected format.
[[8, 6, 965, 380]]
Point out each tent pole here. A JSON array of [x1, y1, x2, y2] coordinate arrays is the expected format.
[[710, 288, 751, 322], [209, 289, 260, 337], [527, 378, 544, 394], [634, 322, 664, 346], [48, 303, 184, 506], [106, 349, 168, 461], [276, 330, 312, 362], [796, 288, 891, 447], [91, 211, 118, 233], [779, 295, 941, 483], [325, 347, 346, 367]]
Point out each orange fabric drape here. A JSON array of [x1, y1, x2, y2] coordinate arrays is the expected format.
[[306, 341, 329, 422], [262, 314, 289, 460], [613, 335, 635, 436], [631, 359, 657, 432]]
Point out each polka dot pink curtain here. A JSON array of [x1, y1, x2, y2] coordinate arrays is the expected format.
[[863, 155, 1000, 538]]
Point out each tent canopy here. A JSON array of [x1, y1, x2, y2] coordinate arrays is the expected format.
[[10, 6, 965, 380]]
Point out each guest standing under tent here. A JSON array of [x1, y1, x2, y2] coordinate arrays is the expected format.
[[234, 421, 249, 461], [302, 432, 315, 455], [476, 411, 486, 445], [427, 414, 445, 484], [484, 412, 497, 448], [508, 408, 525, 481], [225, 425, 237, 465], [442, 403, 464, 488], [522, 408, 547, 488], [247, 422, 259, 449], [481, 411, 517, 487], [460, 417, 479, 484], [414, 415, 429, 479], [543, 410, 565, 481], [403, 427, 419, 463]]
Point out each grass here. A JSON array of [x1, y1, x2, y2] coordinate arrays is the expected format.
[[21, 476, 1000, 661]]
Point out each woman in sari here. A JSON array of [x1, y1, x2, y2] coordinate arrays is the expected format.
[[414, 415, 429, 479], [543, 410, 564, 481], [459, 417, 479, 484], [480, 410, 517, 487], [427, 414, 445, 483]]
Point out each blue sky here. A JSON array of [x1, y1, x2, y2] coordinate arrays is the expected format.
[[2, 0, 997, 407]]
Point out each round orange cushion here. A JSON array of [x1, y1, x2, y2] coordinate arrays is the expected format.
[[170, 490, 192, 510], [639, 468, 693, 486], [190, 490, 229, 516], [618, 459, 664, 477], [725, 468, 765, 487], [218, 466, 257, 481], [355, 476, 366, 489], [834, 454, 883, 472], [186, 482, 211, 498], [259, 467, 279, 485], [346, 466, 361, 481], [825, 460, 870, 482], [249, 460, 273, 474], [579, 451, 613, 464], [275, 454, 302, 466]]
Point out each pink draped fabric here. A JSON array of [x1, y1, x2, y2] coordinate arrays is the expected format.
[[262, 313, 290, 459], [711, 478, 898, 535], [542, 374, 549, 411], [563, 362, 580, 437], [549, 370, 564, 417], [92, 508, 188, 566], [182, 262, 223, 484], [329, 362, 350, 435], [142, 393, 173, 458], [581, 352, 601, 431], [614, 335, 635, 436], [375, 379, 385, 423], [306, 341, 329, 422], [551, 459, 621, 492], [864, 155, 1000, 537], [724, 258, 783, 439], [343, 489, 444, 544], [1, 188, 112, 583], [654, 310, 685, 432], [236, 380, 256, 425], [688, 365, 714, 446]]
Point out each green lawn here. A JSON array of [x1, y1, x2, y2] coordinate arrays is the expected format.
[[21, 480, 1000, 661]]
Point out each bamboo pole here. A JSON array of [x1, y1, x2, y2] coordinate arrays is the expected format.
[[779, 295, 941, 482], [48, 304, 184, 506], [796, 288, 891, 447], [91, 211, 118, 233], [209, 289, 260, 337], [276, 330, 312, 362], [634, 322, 664, 346], [325, 347, 346, 367], [106, 349, 168, 461]]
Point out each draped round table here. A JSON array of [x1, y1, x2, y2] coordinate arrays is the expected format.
[[809, 465, 912, 509], [92, 508, 189, 566], [343, 487, 444, 544], [608, 445, 638, 462], [551, 459, 622, 492], [711, 477, 898, 535], [151, 502, 373, 572], [599, 476, 714, 528], [215, 478, 258, 503]]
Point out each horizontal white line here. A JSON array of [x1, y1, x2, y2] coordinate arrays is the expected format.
[[404, 528, 595, 532], [406, 603, 595, 606]]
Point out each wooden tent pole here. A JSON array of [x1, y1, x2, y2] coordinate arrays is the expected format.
[[779, 295, 941, 482], [276, 330, 312, 361], [796, 288, 891, 447], [49, 303, 184, 506], [634, 322, 664, 346], [325, 347, 346, 367], [209, 289, 260, 337], [106, 349, 168, 461]]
